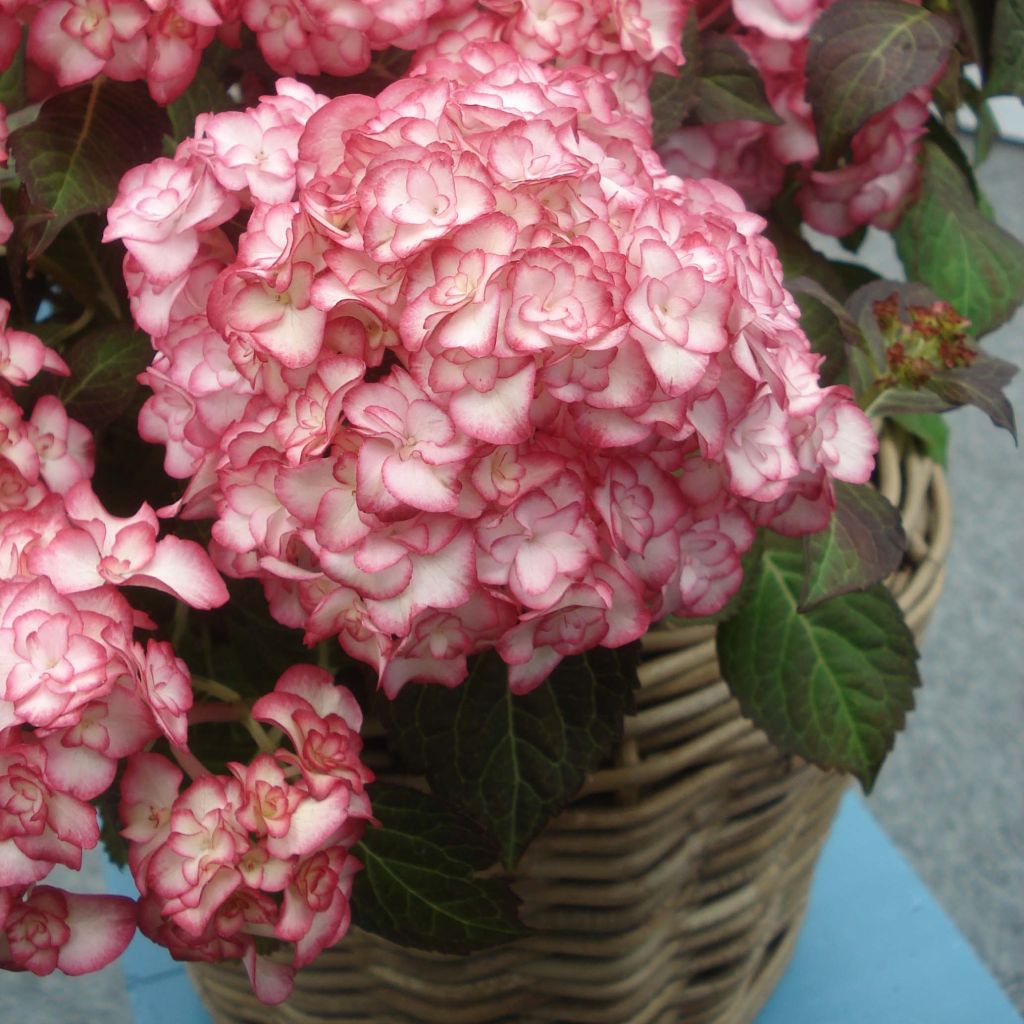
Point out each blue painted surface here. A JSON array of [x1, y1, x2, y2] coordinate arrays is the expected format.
[[104, 793, 1020, 1023], [756, 793, 1021, 1024]]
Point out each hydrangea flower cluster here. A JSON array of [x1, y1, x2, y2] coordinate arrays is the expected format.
[[0, 299, 221, 977], [1, 0, 689, 108], [106, 51, 877, 698], [660, 0, 937, 236], [121, 665, 373, 1003], [0, 301, 373, 994], [413, 0, 691, 117]]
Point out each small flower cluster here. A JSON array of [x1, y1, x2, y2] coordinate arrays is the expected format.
[[121, 665, 373, 1003], [0, 299, 224, 977], [660, 0, 937, 236], [107, 53, 876, 697], [874, 292, 975, 389]]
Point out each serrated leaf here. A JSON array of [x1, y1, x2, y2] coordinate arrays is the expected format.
[[987, 0, 1024, 96], [800, 482, 906, 609], [894, 141, 1024, 335], [650, 10, 700, 145], [8, 80, 168, 257], [718, 537, 920, 790], [350, 784, 525, 954], [888, 412, 949, 466], [695, 32, 781, 125], [380, 646, 639, 869], [58, 324, 153, 431], [166, 67, 234, 145], [806, 0, 957, 164]]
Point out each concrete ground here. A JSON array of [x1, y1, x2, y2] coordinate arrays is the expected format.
[[3, 142, 1022, 1023]]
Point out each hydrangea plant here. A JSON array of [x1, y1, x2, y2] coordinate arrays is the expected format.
[[0, 0, 1020, 1004]]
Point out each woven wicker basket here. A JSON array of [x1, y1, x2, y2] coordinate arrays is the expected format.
[[190, 434, 951, 1024]]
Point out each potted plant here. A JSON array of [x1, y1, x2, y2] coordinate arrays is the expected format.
[[0, 1, 1018, 1021]]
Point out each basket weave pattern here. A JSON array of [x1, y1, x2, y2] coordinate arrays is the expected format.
[[190, 437, 951, 1024]]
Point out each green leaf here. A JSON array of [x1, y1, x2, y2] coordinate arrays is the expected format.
[[926, 352, 1019, 439], [949, 0, 986, 65], [649, 11, 700, 145], [0, 34, 26, 112], [694, 32, 782, 125], [987, 0, 1024, 96], [894, 141, 1024, 335], [767, 228, 864, 386], [380, 646, 639, 869], [58, 324, 153, 431], [806, 0, 958, 164], [166, 67, 234, 146], [973, 97, 1000, 165], [800, 483, 906, 610], [350, 784, 525, 954], [717, 537, 920, 790], [31, 215, 126, 321], [888, 411, 950, 466], [7, 80, 168, 257]]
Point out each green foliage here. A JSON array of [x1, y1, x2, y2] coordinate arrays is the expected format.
[[8, 80, 168, 257], [848, 278, 1019, 436], [895, 141, 1024, 336], [718, 536, 920, 790], [987, 0, 1024, 96], [695, 32, 782, 124], [166, 67, 235, 146], [380, 646, 639, 869], [649, 12, 700, 145], [351, 784, 525, 953], [649, 19, 778, 145], [806, 0, 958, 164], [58, 324, 153, 432], [801, 483, 906, 609], [0, 35, 25, 112], [888, 412, 950, 466]]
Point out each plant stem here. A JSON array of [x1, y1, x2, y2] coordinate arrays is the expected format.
[[191, 674, 278, 755], [172, 745, 212, 781]]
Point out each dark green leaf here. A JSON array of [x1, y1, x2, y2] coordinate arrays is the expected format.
[[695, 32, 782, 124], [800, 483, 906, 609], [717, 536, 920, 790], [31, 216, 125, 320], [888, 412, 950, 466], [894, 141, 1024, 335], [949, 0, 985, 64], [767, 228, 862, 386], [806, 0, 958, 164], [973, 97, 1000, 164], [0, 34, 25, 112], [987, 0, 1024, 96], [58, 324, 153, 431], [351, 784, 525, 954], [166, 66, 234, 145], [650, 11, 700, 145], [8, 80, 168, 257], [926, 352, 1018, 439], [380, 646, 639, 869]]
